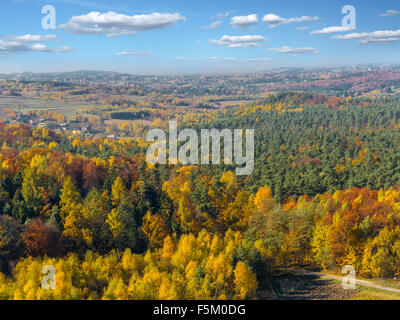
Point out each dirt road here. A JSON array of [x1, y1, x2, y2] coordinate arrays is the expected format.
[[284, 268, 400, 294]]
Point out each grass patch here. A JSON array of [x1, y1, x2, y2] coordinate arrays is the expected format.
[[351, 286, 400, 300]]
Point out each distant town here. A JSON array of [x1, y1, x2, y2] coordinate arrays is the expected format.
[[1, 65, 399, 139]]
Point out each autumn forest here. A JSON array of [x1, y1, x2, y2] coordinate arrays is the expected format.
[[0, 90, 400, 300]]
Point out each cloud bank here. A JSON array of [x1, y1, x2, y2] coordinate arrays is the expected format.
[[380, 10, 399, 17], [332, 29, 400, 45], [115, 49, 152, 57], [210, 35, 268, 48], [202, 21, 222, 29], [0, 34, 74, 54], [262, 14, 319, 27], [311, 26, 352, 35], [60, 11, 186, 36], [268, 46, 319, 55], [230, 14, 258, 28]]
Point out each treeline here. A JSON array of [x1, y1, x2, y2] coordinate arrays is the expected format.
[[110, 111, 152, 120]]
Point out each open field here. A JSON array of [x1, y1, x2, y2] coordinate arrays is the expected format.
[[351, 287, 400, 300], [104, 119, 153, 126], [0, 96, 96, 115]]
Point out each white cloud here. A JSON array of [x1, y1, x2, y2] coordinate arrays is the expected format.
[[217, 12, 231, 19], [174, 57, 198, 61], [333, 30, 400, 40], [30, 44, 73, 52], [60, 11, 186, 36], [210, 35, 268, 48], [262, 13, 319, 27], [53, 46, 75, 52], [204, 56, 237, 61], [360, 37, 400, 45], [332, 29, 400, 44], [268, 46, 319, 55], [0, 34, 74, 54], [30, 43, 50, 52], [243, 58, 271, 62], [210, 11, 233, 20], [10, 34, 57, 42], [230, 14, 258, 29], [115, 49, 152, 57], [296, 26, 309, 31], [380, 9, 399, 17], [202, 21, 222, 29], [174, 56, 271, 62], [311, 26, 352, 35]]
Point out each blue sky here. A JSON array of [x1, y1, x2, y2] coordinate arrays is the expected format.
[[0, 0, 399, 74]]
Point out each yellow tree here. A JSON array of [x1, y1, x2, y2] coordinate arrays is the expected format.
[[254, 186, 274, 212], [111, 176, 128, 207], [233, 261, 258, 299], [106, 209, 124, 238], [161, 236, 175, 261], [142, 211, 168, 248], [59, 177, 81, 219], [219, 190, 254, 232], [59, 177, 93, 248], [162, 166, 199, 233], [62, 202, 93, 247]]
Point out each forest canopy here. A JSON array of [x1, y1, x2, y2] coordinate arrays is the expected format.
[[1, 93, 400, 299]]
